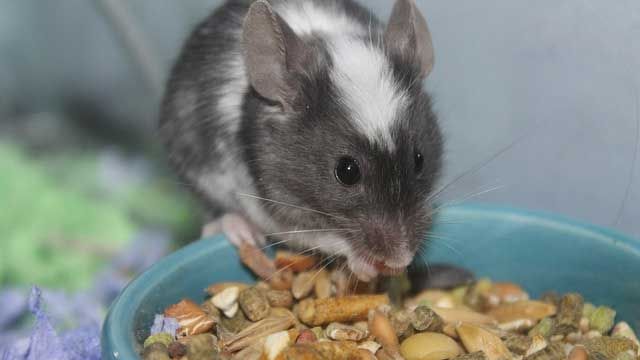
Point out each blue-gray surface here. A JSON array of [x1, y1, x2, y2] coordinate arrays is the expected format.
[[0, 0, 638, 237]]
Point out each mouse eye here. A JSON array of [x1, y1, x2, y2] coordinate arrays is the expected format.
[[415, 151, 424, 173], [335, 156, 361, 186]]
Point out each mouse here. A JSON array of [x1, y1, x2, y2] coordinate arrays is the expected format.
[[159, 0, 443, 282]]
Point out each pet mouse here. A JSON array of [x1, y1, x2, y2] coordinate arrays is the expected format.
[[159, 0, 443, 281]]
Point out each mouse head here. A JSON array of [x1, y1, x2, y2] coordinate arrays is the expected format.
[[242, 0, 442, 280]]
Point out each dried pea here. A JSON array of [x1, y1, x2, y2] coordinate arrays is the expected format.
[[143, 333, 174, 348], [582, 303, 596, 318], [529, 317, 554, 338], [589, 306, 616, 334]]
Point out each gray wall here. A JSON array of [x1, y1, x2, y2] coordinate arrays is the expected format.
[[1, 0, 638, 237]]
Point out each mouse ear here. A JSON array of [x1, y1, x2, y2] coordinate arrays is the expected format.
[[384, 0, 435, 78], [242, 0, 309, 111]]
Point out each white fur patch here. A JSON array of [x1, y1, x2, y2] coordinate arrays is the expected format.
[[274, 0, 366, 37], [329, 38, 407, 151]]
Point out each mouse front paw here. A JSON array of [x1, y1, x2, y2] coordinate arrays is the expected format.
[[347, 255, 379, 283], [201, 213, 266, 247]]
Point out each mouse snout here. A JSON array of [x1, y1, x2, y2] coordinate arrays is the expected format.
[[360, 220, 414, 270]]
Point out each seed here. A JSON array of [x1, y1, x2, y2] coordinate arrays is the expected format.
[[239, 243, 276, 279], [456, 322, 512, 360], [552, 293, 583, 336], [274, 251, 318, 272], [565, 332, 582, 344], [407, 290, 455, 310], [400, 332, 462, 360], [579, 317, 590, 333], [524, 335, 548, 357], [144, 333, 174, 348], [296, 329, 317, 344], [464, 278, 493, 311], [612, 321, 640, 345], [296, 294, 390, 326], [212, 287, 240, 313], [388, 309, 414, 340], [291, 271, 318, 300], [369, 309, 399, 350], [263, 330, 292, 360], [489, 282, 530, 305], [222, 302, 239, 318], [411, 306, 444, 332], [498, 318, 536, 332], [585, 330, 602, 339], [275, 340, 367, 359], [582, 336, 638, 359], [314, 270, 332, 299], [503, 333, 533, 355], [589, 306, 616, 334], [269, 269, 294, 291], [376, 347, 405, 360], [568, 346, 588, 360], [330, 269, 350, 297], [223, 313, 296, 352], [164, 299, 216, 337], [487, 300, 557, 323], [206, 282, 249, 296], [358, 341, 382, 355], [529, 317, 554, 338], [523, 341, 565, 360], [325, 322, 367, 341], [239, 287, 270, 321], [142, 343, 171, 360], [432, 306, 496, 326]]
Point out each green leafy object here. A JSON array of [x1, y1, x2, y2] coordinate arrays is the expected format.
[[0, 143, 134, 289], [590, 306, 617, 334], [120, 179, 198, 237]]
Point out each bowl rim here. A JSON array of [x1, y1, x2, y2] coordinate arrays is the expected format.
[[100, 202, 640, 359]]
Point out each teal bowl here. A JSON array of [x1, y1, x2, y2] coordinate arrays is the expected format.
[[101, 203, 640, 359]]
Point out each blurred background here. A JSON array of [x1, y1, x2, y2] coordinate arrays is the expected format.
[[0, 0, 638, 355]]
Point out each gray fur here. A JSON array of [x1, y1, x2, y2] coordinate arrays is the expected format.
[[159, 0, 443, 272]]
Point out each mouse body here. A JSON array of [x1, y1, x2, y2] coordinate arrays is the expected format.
[[159, 0, 443, 281]]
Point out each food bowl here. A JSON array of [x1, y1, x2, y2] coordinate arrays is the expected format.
[[101, 203, 640, 359]]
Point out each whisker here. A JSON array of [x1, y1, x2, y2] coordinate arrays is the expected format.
[[236, 192, 348, 221], [427, 126, 538, 204], [265, 228, 356, 237]]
